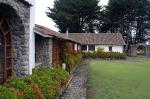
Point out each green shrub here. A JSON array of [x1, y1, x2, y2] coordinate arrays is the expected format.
[[82, 52, 98, 58], [61, 43, 82, 72], [52, 68, 69, 86], [63, 53, 82, 72], [82, 51, 127, 59], [0, 86, 18, 99], [4, 77, 27, 92], [97, 48, 104, 53], [0, 67, 69, 99], [99, 52, 127, 59]]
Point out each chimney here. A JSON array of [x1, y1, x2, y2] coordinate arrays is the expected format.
[[66, 28, 69, 37]]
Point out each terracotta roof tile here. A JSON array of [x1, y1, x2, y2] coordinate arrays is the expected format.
[[34, 24, 76, 42], [68, 33, 126, 45]]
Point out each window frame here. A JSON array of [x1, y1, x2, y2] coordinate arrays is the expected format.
[[89, 45, 95, 51]]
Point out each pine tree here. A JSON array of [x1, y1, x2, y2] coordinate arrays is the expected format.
[[100, 0, 150, 51], [46, 0, 101, 33]]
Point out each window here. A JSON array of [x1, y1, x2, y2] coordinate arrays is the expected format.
[[89, 45, 95, 51], [109, 46, 112, 52], [0, 18, 13, 82], [81, 45, 87, 51]]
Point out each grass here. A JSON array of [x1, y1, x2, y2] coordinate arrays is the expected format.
[[87, 57, 150, 99]]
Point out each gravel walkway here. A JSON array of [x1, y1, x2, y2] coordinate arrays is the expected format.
[[61, 60, 88, 99]]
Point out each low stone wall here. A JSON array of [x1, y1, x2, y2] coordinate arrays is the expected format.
[[35, 34, 52, 67]]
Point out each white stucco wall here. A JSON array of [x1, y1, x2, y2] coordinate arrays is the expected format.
[[74, 44, 82, 51], [74, 44, 78, 51], [29, 0, 35, 74], [78, 45, 81, 51], [95, 45, 124, 53]]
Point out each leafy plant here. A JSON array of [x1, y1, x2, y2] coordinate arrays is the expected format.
[[0, 67, 69, 99]]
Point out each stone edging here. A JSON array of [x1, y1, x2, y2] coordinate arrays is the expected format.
[[56, 59, 82, 99]]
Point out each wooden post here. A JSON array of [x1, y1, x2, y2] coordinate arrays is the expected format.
[[10, 32, 13, 76], [3, 33, 6, 82]]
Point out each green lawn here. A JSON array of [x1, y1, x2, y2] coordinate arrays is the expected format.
[[87, 57, 150, 99]]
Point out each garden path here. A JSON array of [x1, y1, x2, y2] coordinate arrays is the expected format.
[[61, 60, 88, 99]]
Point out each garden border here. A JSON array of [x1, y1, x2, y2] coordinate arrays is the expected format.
[[56, 59, 82, 99]]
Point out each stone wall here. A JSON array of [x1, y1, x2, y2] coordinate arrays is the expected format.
[[128, 44, 150, 57], [0, 0, 31, 76], [35, 34, 52, 67]]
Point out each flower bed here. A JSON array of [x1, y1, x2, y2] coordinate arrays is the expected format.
[[0, 67, 69, 99]]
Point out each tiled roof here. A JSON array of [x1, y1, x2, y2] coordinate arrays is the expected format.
[[68, 33, 126, 45], [34, 24, 76, 42]]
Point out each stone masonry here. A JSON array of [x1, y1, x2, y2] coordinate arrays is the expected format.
[[0, 0, 31, 76], [35, 34, 52, 67], [128, 44, 150, 57]]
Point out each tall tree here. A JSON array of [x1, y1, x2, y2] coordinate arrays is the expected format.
[[99, 0, 150, 51], [46, 0, 101, 33]]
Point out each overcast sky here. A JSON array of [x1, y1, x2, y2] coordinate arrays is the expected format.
[[35, 0, 108, 31]]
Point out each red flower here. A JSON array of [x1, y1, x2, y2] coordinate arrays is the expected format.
[[23, 89, 26, 93], [18, 93, 23, 97], [38, 92, 44, 97], [33, 90, 37, 94], [36, 96, 42, 99], [32, 84, 39, 89], [10, 88, 18, 93]]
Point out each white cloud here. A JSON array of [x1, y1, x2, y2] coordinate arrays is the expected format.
[[35, 0, 108, 32]]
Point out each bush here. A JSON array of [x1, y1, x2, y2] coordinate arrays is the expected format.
[[61, 43, 82, 72], [0, 86, 18, 99], [82, 50, 127, 59], [82, 52, 97, 58], [52, 68, 69, 86], [97, 48, 104, 53], [64, 53, 82, 72], [99, 52, 127, 59], [0, 67, 69, 99]]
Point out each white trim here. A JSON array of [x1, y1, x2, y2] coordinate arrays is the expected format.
[[87, 45, 89, 52], [29, 3, 35, 74]]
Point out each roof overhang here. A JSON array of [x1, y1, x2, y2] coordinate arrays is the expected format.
[[34, 30, 52, 38]]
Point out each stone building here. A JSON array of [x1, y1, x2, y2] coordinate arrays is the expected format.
[[34, 24, 77, 67], [0, 0, 35, 82], [0, 0, 77, 83]]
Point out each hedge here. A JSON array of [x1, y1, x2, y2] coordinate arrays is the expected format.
[[82, 48, 127, 59]]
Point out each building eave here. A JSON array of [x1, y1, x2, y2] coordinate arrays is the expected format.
[[34, 30, 52, 38]]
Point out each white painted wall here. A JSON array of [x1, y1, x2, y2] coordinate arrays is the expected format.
[[74, 44, 82, 51], [95, 45, 124, 53], [29, 0, 35, 74], [78, 45, 81, 51], [74, 44, 78, 51], [112, 46, 124, 53]]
